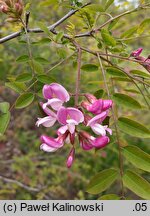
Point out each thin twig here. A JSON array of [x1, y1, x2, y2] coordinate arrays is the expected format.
[[72, 41, 82, 106], [0, 175, 42, 192], [1, 3, 150, 44], [80, 47, 150, 87], [9, 52, 75, 112], [74, 4, 150, 38], [0, 2, 91, 44], [97, 53, 125, 199]]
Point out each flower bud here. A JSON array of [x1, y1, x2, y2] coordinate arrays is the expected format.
[[79, 131, 94, 140], [81, 101, 90, 110], [0, 5, 9, 13], [92, 136, 110, 149], [130, 48, 143, 57], [83, 114, 92, 125], [6, 17, 18, 22], [14, 2, 23, 15], [66, 148, 75, 168], [69, 132, 75, 145], [85, 93, 97, 103]]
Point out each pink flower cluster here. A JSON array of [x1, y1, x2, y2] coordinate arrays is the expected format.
[[130, 47, 150, 73], [36, 83, 112, 168]]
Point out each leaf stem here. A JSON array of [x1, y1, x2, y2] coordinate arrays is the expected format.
[[72, 41, 82, 106], [97, 53, 125, 199]]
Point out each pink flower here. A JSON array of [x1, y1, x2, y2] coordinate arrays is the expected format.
[[36, 116, 57, 127], [92, 136, 110, 149], [36, 104, 57, 127], [40, 133, 68, 152], [79, 131, 110, 150], [81, 97, 112, 115], [42, 83, 70, 110], [87, 112, 112, 136], [36, 82, 113, 168], [66, 148, 75, 168], [130, 48, 150, 73], [57, 107, 84, 134], [79, 131, 94, 151], [130, 48, 143, 57]]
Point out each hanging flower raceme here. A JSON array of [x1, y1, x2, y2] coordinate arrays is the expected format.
[[36, 83, 113, 168]]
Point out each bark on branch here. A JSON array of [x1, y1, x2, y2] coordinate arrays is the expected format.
[[0, 2, 91, 44]]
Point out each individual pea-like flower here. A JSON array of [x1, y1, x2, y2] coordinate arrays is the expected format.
[[57, 107, 84, 134], [79, 131, 110, 151], [40, 133, 68, 153], [42, 83, 70, 111], [81, 94, 112, 115], [36, 108, 57, 128], [130, 47, 143, 57], [87, 111, 112, 136], [36, 83, 113, 168]]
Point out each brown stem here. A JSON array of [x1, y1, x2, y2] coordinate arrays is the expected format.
[[0, 2, 91, 44], [1, 3, 150, 44], [74, 43, 82, 106], [20, 18, 35, 75], [0, 175, 42, 192], [97, 53, 125, 198], [81, 47, 150, 87]]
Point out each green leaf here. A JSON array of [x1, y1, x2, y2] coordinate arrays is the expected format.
[[30, 60, 44, 74], [86, 4, 104, 12], [101, 29, 116, 47], [5, 82, 26, 93], [34, 57, 49, 64], [15, 93, 35, 109], [39, 0, 57, 7], [94, 89, 104, 98], [124, 89, 140, 94], [106, 67, 127, 77], [0, 102, 10, 113], [32, 38, 51, 45], [81, 64, 98, 72], [37, 75, 56, 84], [55, 32, 64, 43], [120, 26, 138, 38], [16, 55, 29, 63], [130, 70, 150, 79], [16, 73, 33, 82], [108, 19, 119, 30], [118, 117, 150, 138], [113, 93, 142, 109], [123, 146, 150, 172], [137, 18, 150, 34], [57, 48, 67, 59], [105, 0, 114, 10], [86, 168, 118, 194], [0, 112, 10, 135], [123, 170, 150, 200], [38, 22, 52, 37], [98, 194, 120, 200], [112, 77, 131, 82]]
